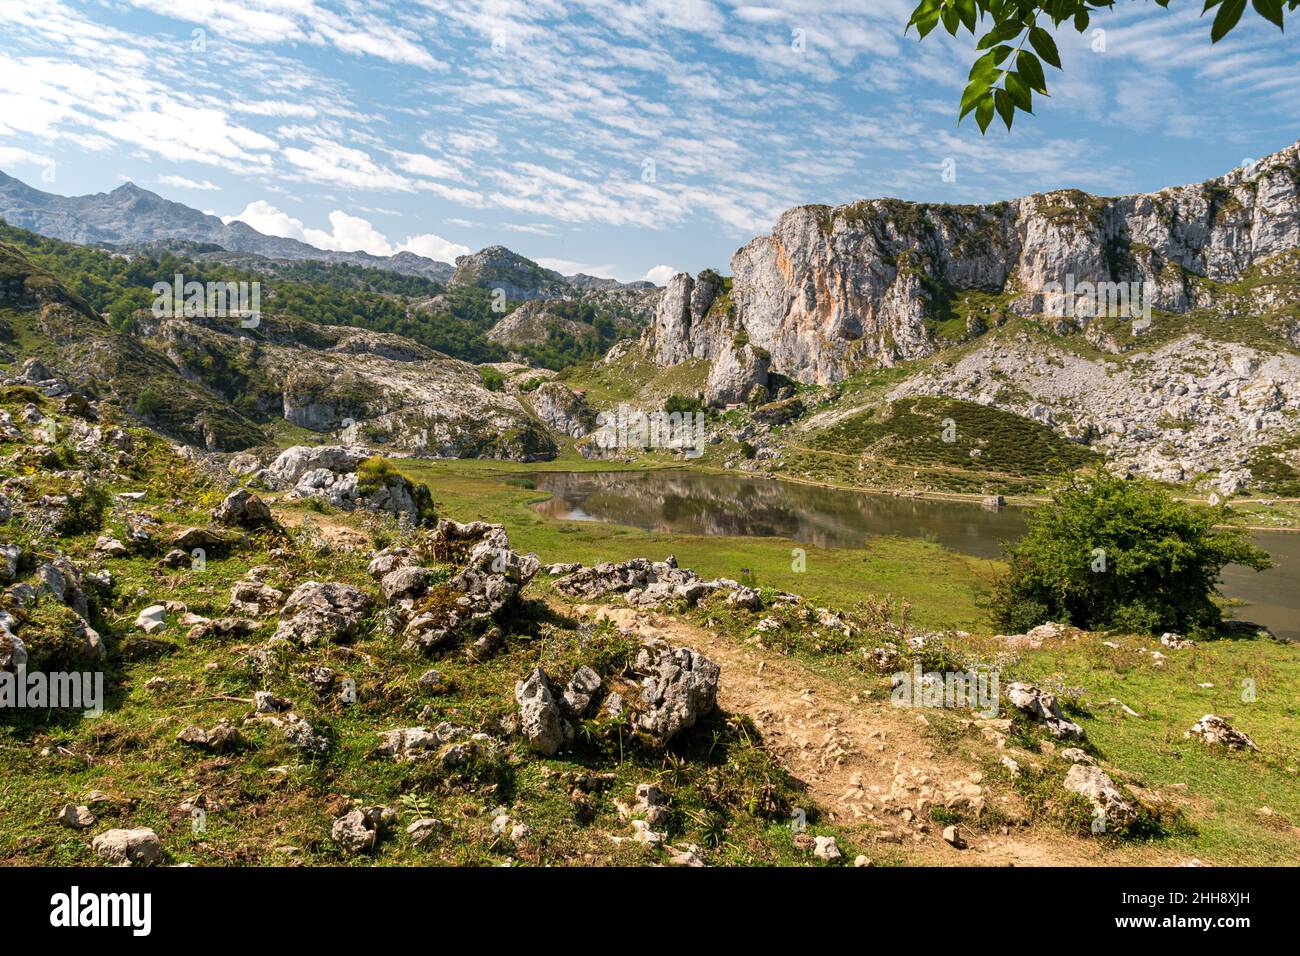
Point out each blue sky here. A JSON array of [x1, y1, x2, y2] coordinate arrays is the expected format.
[[1, 0, 1298, 283]]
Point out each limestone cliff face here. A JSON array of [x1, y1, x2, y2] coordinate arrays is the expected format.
[[650, 270, 735, 366], [718, 141, 1300, 385]]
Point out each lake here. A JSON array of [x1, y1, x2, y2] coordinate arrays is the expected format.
[[530, 469, 1300, 641]]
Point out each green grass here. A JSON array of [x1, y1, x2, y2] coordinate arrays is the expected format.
[[4, 386, 1297, 868], [782, 396, 1097, 495], [1013, 632, 1300, 864], [0, 397, 858, 866], [402, 458, 997, 633], [558, 347, 709, 407]]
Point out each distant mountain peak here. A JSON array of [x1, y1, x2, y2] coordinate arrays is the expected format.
[[0, 169, 456, 282]]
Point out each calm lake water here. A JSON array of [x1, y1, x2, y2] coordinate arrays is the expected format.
[[530, 469, 1300, 641]]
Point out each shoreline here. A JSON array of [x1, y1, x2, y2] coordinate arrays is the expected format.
[[536, 458, 1300, 534]]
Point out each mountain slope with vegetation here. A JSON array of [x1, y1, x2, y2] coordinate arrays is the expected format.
[[1, 380, 1295, 868], [0, 219, 654, 373], [0, 236, 554, 458]]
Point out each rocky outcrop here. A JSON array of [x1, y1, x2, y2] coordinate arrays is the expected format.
[[722, 141, 1300, 385], [1187, 713, 1258, 751], [1004, 681, 1086, 740], [91, 827, 162, 866], [267, 445, 366, 486], [705, 340, 770, 407], [552, 555, 784, 609], [631, 641, 719, 743], [528, 381, 596, 438], [513, 642, 718, 751], [331, 806, 395, 854], [273, 581, 373, 647], [1063, 764, 1138, 831], [651, 270, 733, 366], [212, 489, 273, 528], [266, 447, 434, 525], [136, 312, 557, 460], [398, 521, 540, 654], [488, 300, 589, 347], [888, 332, 1300, 489], [515, 667, 573, 756], [449, 245, 568, 300]]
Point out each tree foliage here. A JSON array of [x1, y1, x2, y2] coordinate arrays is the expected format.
[[908, 0, 1296, 131], [0, 219, 634, 371], [991, 469, 1271, 635]]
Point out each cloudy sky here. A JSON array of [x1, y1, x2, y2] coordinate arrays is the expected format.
[[1, 0, 1298, 283]]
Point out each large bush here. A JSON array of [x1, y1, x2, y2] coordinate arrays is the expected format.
[[991, 470, 1270, 636]]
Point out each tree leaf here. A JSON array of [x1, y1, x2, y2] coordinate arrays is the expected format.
[[969, 48, 1004, 82], [1211, 0, 1247, 40], [1017, 50, 1048, 92], [994, 87, 1016, 129], [1252, 0, 1285, 28], [960, 78, 990, 118], [1005, 70, 1034, 111], [1028, 26, 1063, 67], [957, 0, 978, 33], [978, 19, 1026, 49], [906, 0, 943, 36], [975, 95, 995, 133]]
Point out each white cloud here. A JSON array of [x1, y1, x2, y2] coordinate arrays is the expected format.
[[0, 144, 54, 171], [222, 199, 467, 262], [643, 264, 677, 286], [398, 233, 470, 263], [391, 150, 468, 183], [158, 174, 219, 191], [304, 210, 394, 255], [283, 140, 412, 192], [223, 199, 308, 239], [536, 257, 619, 279]]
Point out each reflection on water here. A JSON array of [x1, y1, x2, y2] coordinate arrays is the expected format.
[[530, 469, 1299, 641]]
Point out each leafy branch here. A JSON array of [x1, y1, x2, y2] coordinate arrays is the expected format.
[[907, 0, 1296, 132]]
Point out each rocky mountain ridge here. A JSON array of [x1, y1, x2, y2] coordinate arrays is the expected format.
[[652, 139, 1300, 386], [0, 173, 665, 297], [0, 174, 457, 281]]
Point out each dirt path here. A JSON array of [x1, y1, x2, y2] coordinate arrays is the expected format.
[[570, 601, 1190, 867]]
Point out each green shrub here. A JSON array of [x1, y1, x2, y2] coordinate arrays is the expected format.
[[356, 454, 401, 494], [991, 470, 1271, 635], [478, 367, 506, 392], [356, 455, 437, 526], [133, 388, 165, 418], [663, 393, 703, 415]]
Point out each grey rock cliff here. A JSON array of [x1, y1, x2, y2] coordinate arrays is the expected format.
[[721, 141, 1300, 384]]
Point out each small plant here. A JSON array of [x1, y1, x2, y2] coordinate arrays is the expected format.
[[478, 366, 506, 392], [398, 793, 437, 819]]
